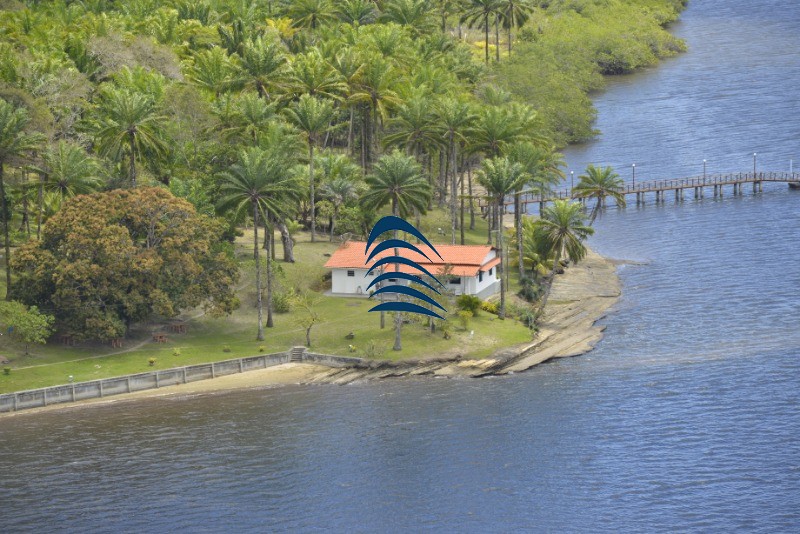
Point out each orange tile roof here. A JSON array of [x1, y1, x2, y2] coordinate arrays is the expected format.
[[324, 241, 498, 277]]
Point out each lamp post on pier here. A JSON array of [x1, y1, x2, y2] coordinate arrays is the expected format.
[[703, 159, 707, 183], [753, 152, 757, 176], [632, 163, 636, 189], [570, 170, 574, 192]]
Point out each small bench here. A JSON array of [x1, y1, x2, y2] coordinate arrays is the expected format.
[[168, 323, 186, 334], [110, 338, 123, 348]]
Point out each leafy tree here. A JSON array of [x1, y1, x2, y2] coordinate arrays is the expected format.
[[317, 153, 363, 240], [533, 199, 593, 315], [284, 94, 335, 242], [0, 98, 44, 300], [498, 0, 534, 53], [88, 87, 167, 187], [218, 147, 300, 337], [11, 188, 239, 341], [435, 97, 475, 244], [573, 164, 626, 224], [292, 290, 322, 347], [0, 301, 54, 355]]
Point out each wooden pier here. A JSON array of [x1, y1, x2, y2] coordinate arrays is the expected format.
[[485, 172, 800, 212]]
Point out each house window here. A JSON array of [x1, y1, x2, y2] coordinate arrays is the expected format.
[[450, 277, 461, 285], [388, 278, 398, 282], [347, 270, 355, 277], [479, 271, 483, 282], [488, 268, 493, 276]]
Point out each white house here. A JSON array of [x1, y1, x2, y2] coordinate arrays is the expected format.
[[324, 241, 501, 299]]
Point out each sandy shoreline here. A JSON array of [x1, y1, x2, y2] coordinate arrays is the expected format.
[[1, 249, 621, 417]]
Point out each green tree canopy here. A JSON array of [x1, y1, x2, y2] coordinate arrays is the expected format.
[[11, 187, 239, 341]]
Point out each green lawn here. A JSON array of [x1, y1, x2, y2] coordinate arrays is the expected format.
[[0, 209, 533, 393]]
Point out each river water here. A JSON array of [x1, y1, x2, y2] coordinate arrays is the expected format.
[[2, 0, 800, 532]]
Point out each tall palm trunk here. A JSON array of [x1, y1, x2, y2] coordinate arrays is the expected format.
[[497, 199, 506, 319], [308, 142, 316, 242], [468, 165, 475, 230], [128, 129, 136, 187], [484, 14, 490, 64], [515, 190, 524, 279], [449, 133, 458, 245], [37, 171, 44, 239], [495, 14, 500, 62], [590, 197, 601, 225], [460, 157, 466, 245], [0, 163, 10, 300], [508, 15, 514, 54], [276, 219, 295, 262], [265, 224, 274, 328], [253, 201, 264, 340]]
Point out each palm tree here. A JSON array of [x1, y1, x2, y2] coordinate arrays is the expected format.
[[287, 0, 337, 31], [320, 173, 362, 240], [285, 49, 347, 100], [183, 47, 240, 97], [534, 199, 593, 315], [284, 94, 335, 242], [362, 151, 431, 350], [217, 147, 300, 338], [573, 164, 626, 225], [476, 156, 527, 319], [435, 97, 475, 245], [222, 93, 276, 145], [239, 36, 287, 100], [336, 0, 378, 25], [498, 0, 534, 54], [0, 99, 44, 299], [508, 142, 564, 277], [380, 0, 436, 35], [462, 0, 502, 64], [39, 141, 102, 199], [90, 87, 167, 187]]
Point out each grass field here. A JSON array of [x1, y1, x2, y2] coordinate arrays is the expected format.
[[0, 209, 534, 393]]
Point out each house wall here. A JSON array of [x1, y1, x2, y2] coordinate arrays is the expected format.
[[331, 268, 376, 294]]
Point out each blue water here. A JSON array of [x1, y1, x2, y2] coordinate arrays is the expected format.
[[2, 0, 800, 531]]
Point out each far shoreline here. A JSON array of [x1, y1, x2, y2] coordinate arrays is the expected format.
[[0, 247, 622, 418]]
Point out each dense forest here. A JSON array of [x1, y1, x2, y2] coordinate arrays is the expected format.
[[0, 0, 685, 344]]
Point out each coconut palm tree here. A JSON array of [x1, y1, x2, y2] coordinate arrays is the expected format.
[[284, 94, 335, 242], [477, 156, 527, 319], [534, 199, 593, 316], [90, 87, 167, 187], [222, 93, 276, 146], [462, 0, 502, 64], [183, 46, 240, 97], [0, 99, 44, 299], [217, 147, 300, 338], [573, 164, 626, 225], [361, 151, 431, 350], [320, 173, 362, 240], [380, 0, 436, 35]]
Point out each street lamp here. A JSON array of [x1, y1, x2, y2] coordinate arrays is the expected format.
[[570, 170, 574, 191], [703, 159, 707, 183], [632, 163, 636, 189], [753, 152, 757, 176]]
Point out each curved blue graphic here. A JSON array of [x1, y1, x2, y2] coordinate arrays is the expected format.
[[364, 216, 448, 319], [365, 239, 433, 264], [365, 216, 443, 260], [365, 272, 441, 295]]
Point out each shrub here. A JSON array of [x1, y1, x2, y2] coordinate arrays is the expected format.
[[362, 341, 385, 359], [456, 294, 481, 315], [222, 345, 231, 353], [518, 277, 541, 302], [458, 310, 473, 331], [172, 348, 181, 356], [148, 357, 157, 366], [441, 321, 452, 340], [3, 367, 10, 375], [481, 301, 499, 314], [258, 345, 265, 352], [272, 291, 293, 313]]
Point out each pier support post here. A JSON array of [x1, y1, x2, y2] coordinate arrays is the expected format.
[[759, 181, 763, 192]]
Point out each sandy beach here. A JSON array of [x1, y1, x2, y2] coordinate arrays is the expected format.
[[1, 248, 621, 416]]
